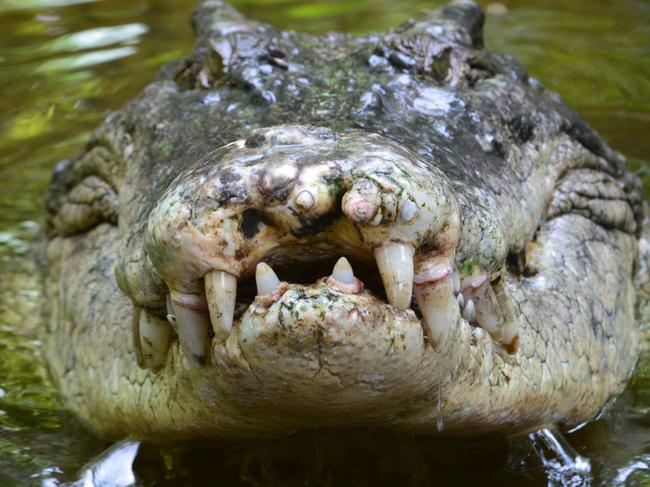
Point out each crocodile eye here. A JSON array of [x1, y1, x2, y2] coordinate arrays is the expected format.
[[173, 45, 226, 91]]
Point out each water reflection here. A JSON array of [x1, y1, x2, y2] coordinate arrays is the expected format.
[[613, 459, 650, 484], [0, 0, 648, 484], [37, 46, 138, 72], [69, 440, 141, 487], [46, 24, 148, 52], [0, 0, 98, 14], [3, 23, 148, 59]]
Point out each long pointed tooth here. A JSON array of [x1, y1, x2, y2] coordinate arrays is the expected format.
[[375, 243, 414, 310], [414, 277, 458, 349], [492, 278, 520, 353], [462, 298, 475, 322], [472, 283, 502, 337], [139, 310, 173, 370], [205, 270, 237, 341], [165, 294, 177, 330], [255, 262, 281, 296], [172, 302, 210, 366], [500, 324, 519, 354], [452, 271, 460, 294], [456, 292, 464, 308], [132, 308, 145, 368], [332, 257, 355, 284]]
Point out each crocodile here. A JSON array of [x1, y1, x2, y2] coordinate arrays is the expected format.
[[41, 0, 646, 441]]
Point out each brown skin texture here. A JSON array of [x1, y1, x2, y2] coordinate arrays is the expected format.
[[42, 1, 644, 441]]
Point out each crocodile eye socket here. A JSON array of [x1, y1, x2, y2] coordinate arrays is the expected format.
[[548, 168, 640, 235], [50, 176, 118, 236], [45, 145, 120, 238], [504, 166, 641, 281]]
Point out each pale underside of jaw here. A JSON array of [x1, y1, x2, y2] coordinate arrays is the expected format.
[[137, 245, 519, 370]]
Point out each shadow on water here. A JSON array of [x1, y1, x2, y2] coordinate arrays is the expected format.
[[0, 0, 649, 484], [54, 432, 548, 486]]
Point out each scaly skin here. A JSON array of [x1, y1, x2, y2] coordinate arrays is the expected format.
[[42, 1, 644, 441]]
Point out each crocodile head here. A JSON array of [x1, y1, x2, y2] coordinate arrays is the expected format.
[[42, 0, 643, 440]]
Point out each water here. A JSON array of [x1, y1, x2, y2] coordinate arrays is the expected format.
[[0, 0, 649, 484], [529, 428, 592, 485], [70, 440, 141, 487]]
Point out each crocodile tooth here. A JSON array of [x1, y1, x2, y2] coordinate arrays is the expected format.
[[492, 278, 520, 353], [414, 277, 458, 349], [462, 298, 475, 322], [172, 302, 210, 366], [205, 270, 237, 341], [332, 257, 355, 285], [375, 243, 414, 310], [166, 313, 176, 327], [165, 294, 177, 329], [139, 310, 173, 370], [456, 292, 464, 308], [472, 283, 502, 337], [255, 262, 281, 295], [452, 271, 460, 294]]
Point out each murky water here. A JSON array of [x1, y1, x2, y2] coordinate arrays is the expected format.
[[0, 0, 649, 484]]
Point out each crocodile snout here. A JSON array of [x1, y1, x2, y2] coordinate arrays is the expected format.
[[124, 125, 511, 371]]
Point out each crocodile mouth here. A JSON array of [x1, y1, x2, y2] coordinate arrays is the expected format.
[[232, 253, 388, 319], [135, 244, 518, 376]]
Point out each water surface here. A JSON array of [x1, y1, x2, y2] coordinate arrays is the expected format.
[[0, 0, 649, 484]]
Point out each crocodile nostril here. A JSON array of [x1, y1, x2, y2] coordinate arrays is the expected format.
[[342, 179, 382, 224], [294, 189, 315, 210]]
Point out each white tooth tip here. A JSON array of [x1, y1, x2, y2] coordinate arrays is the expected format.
[[332, 257, 355, 284], [462, 299, 475, 322], [256, 262, 281, 296], [399, 199, 418, 222]]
